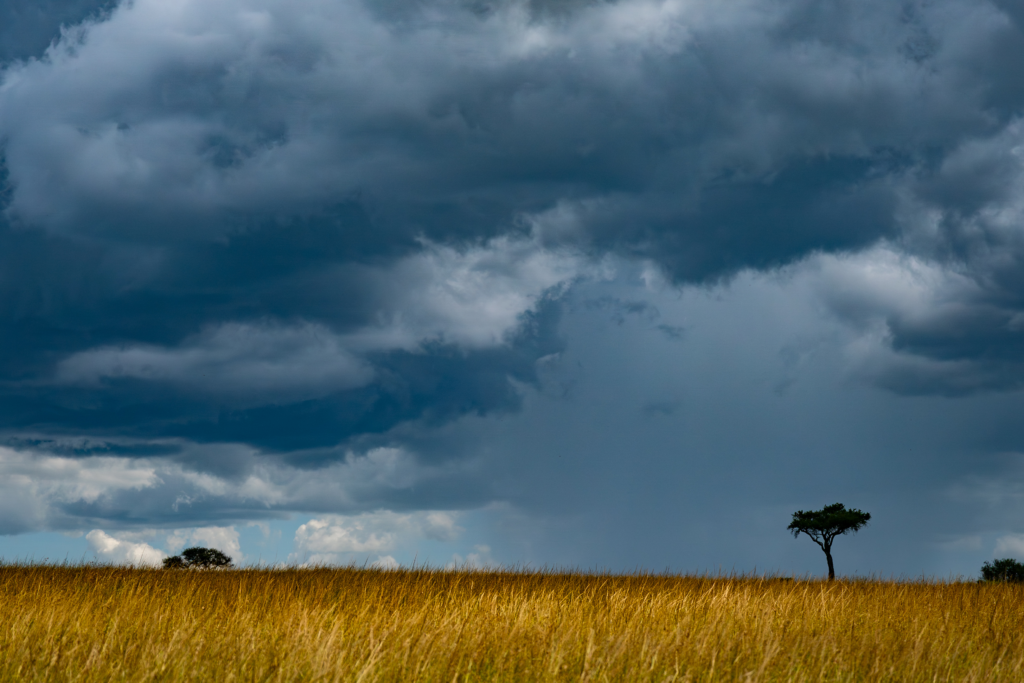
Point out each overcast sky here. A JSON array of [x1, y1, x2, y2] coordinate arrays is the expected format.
[[2, 0, 1024, 577]]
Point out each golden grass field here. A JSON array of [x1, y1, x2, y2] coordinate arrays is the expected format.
[[2, 565, 1023, 682]]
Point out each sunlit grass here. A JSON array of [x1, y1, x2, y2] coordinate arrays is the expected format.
[[2, 564, 1022, 681]]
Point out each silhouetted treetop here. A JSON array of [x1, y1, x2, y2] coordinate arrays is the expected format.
[[981, 558, 1024, 582], [162, 546, 232, 569]]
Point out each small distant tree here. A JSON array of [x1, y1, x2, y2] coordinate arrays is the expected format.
[[981, 558, 1024, 582], [788, 503, 871, 580], [162, 546, 232, 570]]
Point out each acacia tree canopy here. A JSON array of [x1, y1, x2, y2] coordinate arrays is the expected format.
[[788, 503, 870, 580]]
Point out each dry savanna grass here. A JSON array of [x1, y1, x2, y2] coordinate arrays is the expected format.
[[2, 565, 1023, 682]]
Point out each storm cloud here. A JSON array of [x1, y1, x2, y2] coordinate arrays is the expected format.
[[3, 0, 1024, 574]]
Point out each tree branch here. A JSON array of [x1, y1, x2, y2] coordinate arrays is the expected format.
[[801, 530, 826, 551]]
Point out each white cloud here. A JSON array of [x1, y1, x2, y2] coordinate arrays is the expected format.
[[811, 248, 975, 328], [994, 534, 1024, 560], [0, 446, 161, 534], [86, 529, 166, 566], [448, 544, 496, 570], [0, 441, 460, 535], [171, 445, 438, 510], [747, 246, 1024, 394], [290, 510, 463, 566], [370, 555, 399, 570], [55, 322, 373, 404], [52, 234, 588, 398], [0, 447, 160, 502], [344, 235, 588, 352]]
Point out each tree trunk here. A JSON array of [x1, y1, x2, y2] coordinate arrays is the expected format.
[[825, 550, 835, 580]]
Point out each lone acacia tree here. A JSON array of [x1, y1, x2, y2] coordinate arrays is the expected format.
[[788, 503, 870, 580], [162, 546, 233, 569]]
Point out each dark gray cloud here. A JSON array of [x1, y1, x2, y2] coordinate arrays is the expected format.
[[2, 0, 1024, 572], [430, 267, 1024, 575], [0, 0, 1019, 394], [0, 0, 1011, 418], [3, 259, 1024, 576], [0, 0, 114, 63]]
